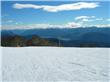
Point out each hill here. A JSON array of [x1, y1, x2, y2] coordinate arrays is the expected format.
[[1, 35, 58, 47]]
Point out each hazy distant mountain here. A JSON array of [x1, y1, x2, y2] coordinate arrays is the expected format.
[[1, 27, 110, 47], [80, 32, 110, 43]]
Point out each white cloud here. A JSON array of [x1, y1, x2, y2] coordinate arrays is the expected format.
[[13, 3, 42, 9], [75, 16, 110, 22], [94, 24, 110, 27], [2, 20, 14, 23], [107, 18, 110, 21], [3, 20, 23, 25], [15, 22, 19, 25], [2, 22, 110, 30], [7, 20, 13, 23], [95, 18, 110, 21], [75, 16, 95, 20], [13, 2, 99, 12], [2, 22, 81, 30], [66, 22, 81, 27], [96, 18, 103, 20], [75, 16, 95, 22], [75, 16, 89, 20], [82, 19, 90, 22]]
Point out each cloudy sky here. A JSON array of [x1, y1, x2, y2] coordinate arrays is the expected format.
[[1, 1, 110, 29]]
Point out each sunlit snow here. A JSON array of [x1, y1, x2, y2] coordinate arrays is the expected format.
[[2, 47, 109, 82]]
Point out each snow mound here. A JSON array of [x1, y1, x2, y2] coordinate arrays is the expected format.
[[1, 47, 109, 82]]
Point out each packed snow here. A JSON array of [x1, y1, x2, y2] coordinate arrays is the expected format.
[[1, 47, 109, 82]]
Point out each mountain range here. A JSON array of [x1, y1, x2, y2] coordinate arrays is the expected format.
[[1, 27, 110, 47]]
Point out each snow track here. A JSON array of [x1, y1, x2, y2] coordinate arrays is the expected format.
[[1, 47, 109, 82]]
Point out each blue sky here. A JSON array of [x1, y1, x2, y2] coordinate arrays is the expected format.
[[1, 1, 110, 29]]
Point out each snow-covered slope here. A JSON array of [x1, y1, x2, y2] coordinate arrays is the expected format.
[[1, 47, 109, 82]]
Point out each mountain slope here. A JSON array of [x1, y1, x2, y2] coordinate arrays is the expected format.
[[1, 28, 110, 47], [2, 28, 110, 40], [80, 32, 110, 43]]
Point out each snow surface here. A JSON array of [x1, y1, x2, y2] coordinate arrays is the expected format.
[[1, 47, 109, 82]]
